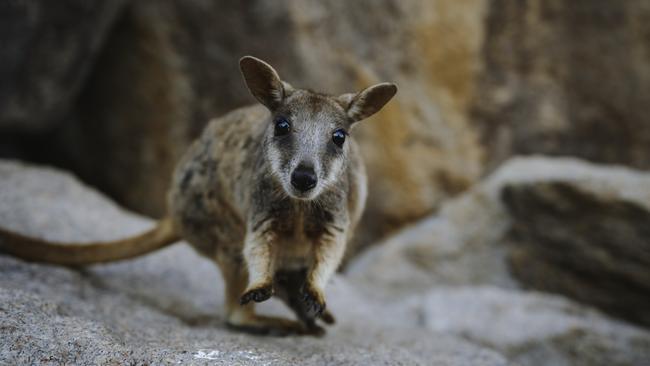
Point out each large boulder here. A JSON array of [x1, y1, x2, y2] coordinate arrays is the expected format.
[[7, 0, 650, 260], [52, 0, 650, 253], [0, 0, 126, 133], [0, 160, 507, 365], [474, 0, 650, 171], [350, 156, 650, 329], [53, 0, 488, 252], [1, 254, 508, 366], [502, 165, 650, 327], [347, 156, 650, 365], [346, 155, 545, 293], [3, 159, 649, 365], [417, 286, 650, 366]]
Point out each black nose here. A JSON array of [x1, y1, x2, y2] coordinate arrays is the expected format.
[[291, 164, 317, 192]]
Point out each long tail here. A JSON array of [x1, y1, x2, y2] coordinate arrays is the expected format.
[[0, 217, 179, 265]]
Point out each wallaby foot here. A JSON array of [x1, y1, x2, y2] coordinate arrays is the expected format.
[[274, 269, 335, 329], [226, 313, 322, 336], [301, 283, 326, 318], [240, 283, 274, 305]]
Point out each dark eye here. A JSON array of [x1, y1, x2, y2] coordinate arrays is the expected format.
[[274, 117, 291, 136], [332, 129, 347, 147]]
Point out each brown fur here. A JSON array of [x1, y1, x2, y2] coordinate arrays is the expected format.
[[0, 218, 177, 265], [0, 56, 396, 336]]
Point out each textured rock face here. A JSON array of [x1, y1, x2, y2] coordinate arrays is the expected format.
[[347, 157, 650, 365], [418, 286, 650, 366], [2, 159, 650, 365], [350, 156, 650, 329], [474, 0, 650, 171], [503, 179, 650, 327], [0, 0, 126, 132], [5, 0, 650, 258], [0, 160, 507, 365], [4, 1, 650, 362], [55, 0, 488, 252]]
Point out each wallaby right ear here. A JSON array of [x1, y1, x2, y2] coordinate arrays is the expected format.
[[337, 82, 397, 123], [239, 56, 285, 110]]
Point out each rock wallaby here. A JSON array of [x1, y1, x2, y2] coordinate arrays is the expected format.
[[0, 56, 397, 335]]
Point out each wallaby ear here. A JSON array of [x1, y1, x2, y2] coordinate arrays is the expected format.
[[239, 56, 286, 110], [337, 83, 397, 123]]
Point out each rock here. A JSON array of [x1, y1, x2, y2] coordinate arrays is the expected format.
[[7, 0, 650, 261], [501, 162, 650, 327], [3, 158, 650, 365], [51, 0, 488, 252], [0, 160, 507, 365], [346, 189, 516, 293], [347, 157, 650, 365], [350, 156, 650, 328], [57, 1, 194, 217], [346, 157, 650, 365], [346, 156, 569, 293], [474, 0, 650, 172], [0, 0, 127, 132], [0, 255, 509, 366], [417, 286, 650, 366]]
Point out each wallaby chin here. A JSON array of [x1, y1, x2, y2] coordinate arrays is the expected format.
[[286, 189, 321, 202]]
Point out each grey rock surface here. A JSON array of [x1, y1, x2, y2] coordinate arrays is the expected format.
[[0, 0, 126, 132], [502, 164, 650, 327], [0, 160, 506, 365], [474, 0, 650, 172], [2, 159, 649, 366], [417, 286, 650, 366], [348, 156, 650, 365], [53, 0, 488, 252]]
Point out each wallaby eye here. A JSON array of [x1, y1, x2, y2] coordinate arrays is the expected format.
[[332, 129, 347, 147], [274, 117, 291, 136]]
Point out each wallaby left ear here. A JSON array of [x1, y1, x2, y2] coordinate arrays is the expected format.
[[239, 56, 286, 110], [338, 82, 398, 123]]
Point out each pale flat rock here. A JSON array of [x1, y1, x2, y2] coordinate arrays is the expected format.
[[348, 156, 650, 365], [348, 155, 650, 292], [0, 253, 505, 366], [416, 286, 650, 366], [500, 161, 650, 326], [0, 160, 506, 365], [4, 158, 649, 366]]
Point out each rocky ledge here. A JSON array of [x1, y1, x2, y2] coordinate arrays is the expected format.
[[1, 158, 649, 365]]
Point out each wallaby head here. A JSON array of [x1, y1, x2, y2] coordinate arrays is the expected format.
[[239, 56, 397, 200]]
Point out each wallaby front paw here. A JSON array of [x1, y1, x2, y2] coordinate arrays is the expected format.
[[320, 309, 336, 325], [240, 283, 274, 305], [301, 284, 326, 318]]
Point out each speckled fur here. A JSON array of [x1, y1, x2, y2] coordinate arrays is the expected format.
[[0, 56, 395, 335], [168, 103, 360, 332], [167, 56, 396, 335]]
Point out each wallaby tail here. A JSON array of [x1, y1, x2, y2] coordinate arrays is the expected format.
[[0, 217, 179, 265]]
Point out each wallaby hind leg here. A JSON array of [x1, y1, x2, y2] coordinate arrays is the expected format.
[[274, 269, 336, 336], [215, 256, 308, 336]]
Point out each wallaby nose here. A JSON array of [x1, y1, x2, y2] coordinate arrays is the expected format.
[[291, 164, 317, 192]]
